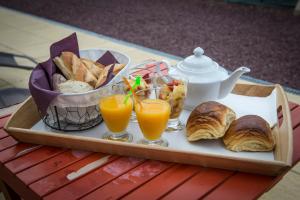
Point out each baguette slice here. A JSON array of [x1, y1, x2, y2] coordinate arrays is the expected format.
[[53, 51, 79, 80], [53, 56, 74, 80], [113, 63, 125, 75], [53, 52, 98, 87], [81, 58, 104, 78], [84, 69, 98, 88], [95, 61, 105, 69], [72, 55, 97, 87], [61, 52, 74, 70], [95, 65, 113, 88], [72, 55, 86, 82]]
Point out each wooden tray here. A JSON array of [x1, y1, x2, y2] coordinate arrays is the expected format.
[[4, 83, 293, 176]]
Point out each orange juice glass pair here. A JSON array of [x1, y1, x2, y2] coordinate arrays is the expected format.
[[99, 84, 133, 142], [99, 81, 172, 146]]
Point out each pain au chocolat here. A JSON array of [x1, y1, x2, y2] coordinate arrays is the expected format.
[[223, 115, 275, 152], [186, 101, 236, 141]]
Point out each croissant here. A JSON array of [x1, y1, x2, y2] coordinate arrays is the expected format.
[[186, 101, 236, 141], [223, 115, 275, 152]]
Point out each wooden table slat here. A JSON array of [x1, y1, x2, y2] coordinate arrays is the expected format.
[[0, 136, 18, 152], [292, 126, 300, 163], [82, 160, 174, 200], [29, 153, 112, 196], [291, 106, 300, 128], [279, 105, 300, 133], [17, 150, 92, 185], [0, 143, 39, 163], [0, 115, 10, 129], [161, 169, 235, 200], [121, 164, 202, 200], [0, 129, 9, 139], [288, 102, 299, 111], [0, 164, 41, 200], [4, 146, 66, 173], [278, 103, 298, 119], [43, 156, 144, 200], [202, 173, 275, 200]]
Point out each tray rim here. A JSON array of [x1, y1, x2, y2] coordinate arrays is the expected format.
[[4, 83, 293, 176], [8, 126, 288, 166]]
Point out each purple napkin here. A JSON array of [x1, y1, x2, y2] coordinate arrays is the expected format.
[[29, 33, 119, 116], [97, 51, 119, 65], [29, 59, 60, 116]]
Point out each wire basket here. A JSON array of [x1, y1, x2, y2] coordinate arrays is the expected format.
[[43, 105, 103, 131], [42, 48, 130, 131]]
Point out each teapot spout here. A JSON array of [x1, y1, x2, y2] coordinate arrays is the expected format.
[[219, 66, 250, 99]]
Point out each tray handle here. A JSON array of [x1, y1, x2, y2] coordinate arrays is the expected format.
[[274, 84, 293, 165]]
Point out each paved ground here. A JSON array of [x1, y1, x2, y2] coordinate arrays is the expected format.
[[0, 0, 299, 90], [0, 6, 300, 200]]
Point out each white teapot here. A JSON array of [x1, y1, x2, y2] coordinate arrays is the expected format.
[[169, 47, 250, 110]]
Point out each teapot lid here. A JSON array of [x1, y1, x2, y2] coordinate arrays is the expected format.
[[177, 47, 228, 82], [179, 47, 218, 73]]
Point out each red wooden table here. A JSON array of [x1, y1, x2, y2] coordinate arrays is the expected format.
[[0, 101, 299, 200]]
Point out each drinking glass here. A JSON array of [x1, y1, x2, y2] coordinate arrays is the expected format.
[[124, 75, 152, 122], [156, 75, 188, 131], [135, 87, 171, 147], [99, 83, 133, 142]]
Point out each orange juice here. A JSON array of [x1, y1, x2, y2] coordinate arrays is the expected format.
[[135, 99, 170, 140], [99, 94, 133, 133]]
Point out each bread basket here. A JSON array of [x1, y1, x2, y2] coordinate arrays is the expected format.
[[43, 48, 131, 131]]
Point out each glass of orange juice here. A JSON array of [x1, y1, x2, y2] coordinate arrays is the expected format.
[[133, 74, 187, 131], [123, 75, 151, 122], [99, 83, 133, 142], [135, 88, 171, 147]]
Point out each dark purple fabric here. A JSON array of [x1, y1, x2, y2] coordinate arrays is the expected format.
[[49, 33, 79, 86], [97, 51, 119, 65], [29, 33, 80, 115], [50, 33, 80, 59], [29, 33, 119, 116], [28, 60, 60, 115], [96, 51, 120, 86]]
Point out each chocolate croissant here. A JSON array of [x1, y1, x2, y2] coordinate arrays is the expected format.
[[186, 101, 236, 141], [223, 115, 275, 152]]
